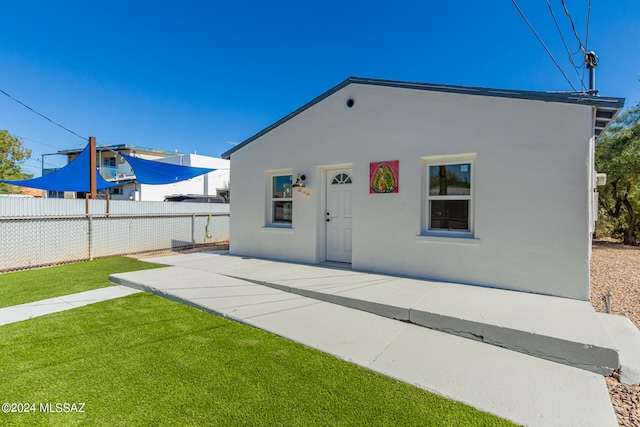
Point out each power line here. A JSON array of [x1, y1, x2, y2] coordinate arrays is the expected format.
[[585, 0, 592, 48], [10, 133, 66, 151], [23, 158, 63, 170], [546, 0, 586, 91], [95, 142, 123, 156], [0, 88, 87, 141], [560, 0, 585, 52], [582, 0, 593, 88], [511, 0, 580, 94]]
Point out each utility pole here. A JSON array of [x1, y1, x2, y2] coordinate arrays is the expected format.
[[89, 136, 97, 199]]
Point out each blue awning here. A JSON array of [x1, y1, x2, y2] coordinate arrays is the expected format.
[[1, 144, 216, 191], [0, 144, 119, 191], [120, 154, 214, 185]]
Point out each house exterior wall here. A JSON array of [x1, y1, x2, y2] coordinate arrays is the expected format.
[[229, 83, 595, 300]]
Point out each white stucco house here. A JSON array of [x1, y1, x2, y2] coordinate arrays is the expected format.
[[222, 77, 624, 300]]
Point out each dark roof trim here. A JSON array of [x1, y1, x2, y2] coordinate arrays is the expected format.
[[222, 78, 353, 159], [222, 76, 626, 159]]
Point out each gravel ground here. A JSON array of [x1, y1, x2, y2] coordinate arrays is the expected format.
[[591, 240, 640, 427]]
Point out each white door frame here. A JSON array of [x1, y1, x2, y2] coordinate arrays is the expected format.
[[323, 165, 353, 263]]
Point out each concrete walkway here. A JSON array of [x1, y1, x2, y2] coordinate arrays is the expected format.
[[108, 251, 625, 427], [0, 286, 141, 326]]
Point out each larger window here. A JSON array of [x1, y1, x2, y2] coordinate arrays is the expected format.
[[271, 174, 293, 224], [427, 161, 472, 233]]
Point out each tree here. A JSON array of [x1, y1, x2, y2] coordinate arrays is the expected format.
[[595, 103, 640, 245], [0, 130, 33, 194]]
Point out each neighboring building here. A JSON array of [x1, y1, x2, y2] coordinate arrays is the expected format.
[[222, 77, 624, 300], [20, 187, 43, 198], [44, 145, 229, 202]]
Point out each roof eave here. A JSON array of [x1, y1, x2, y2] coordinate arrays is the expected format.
[[594, 104, 625, 139], [222, 77, 355, 159]]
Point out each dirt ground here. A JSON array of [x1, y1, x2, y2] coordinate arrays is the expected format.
[[591, 240, 640, 426]]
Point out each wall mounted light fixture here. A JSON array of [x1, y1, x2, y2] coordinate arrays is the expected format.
[[292, 174, 306, 188]]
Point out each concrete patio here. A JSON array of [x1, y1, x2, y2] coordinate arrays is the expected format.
[[107, 251, 640, 426]]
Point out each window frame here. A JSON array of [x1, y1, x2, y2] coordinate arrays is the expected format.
[[268, 172, 293, 227], [422, 154, 475, 238]]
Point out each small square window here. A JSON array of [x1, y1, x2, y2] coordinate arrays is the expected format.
[[430, 200, 469, 230], [273, 200, 292, 223], [429, 164, 471, 197], [273, 175, 293, 199]]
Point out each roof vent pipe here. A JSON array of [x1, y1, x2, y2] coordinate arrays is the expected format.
[[585, 51, 599, 96]]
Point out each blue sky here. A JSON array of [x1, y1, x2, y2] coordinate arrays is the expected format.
[[1, 0, 638, 176]]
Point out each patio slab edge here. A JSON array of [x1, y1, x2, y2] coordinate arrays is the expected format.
[[221, 273, 619, 375]]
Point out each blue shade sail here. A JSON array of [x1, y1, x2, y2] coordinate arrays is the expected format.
[[1, 145, 216, 191], [0, 144, 119, 191], [119, 153, 215, 185]]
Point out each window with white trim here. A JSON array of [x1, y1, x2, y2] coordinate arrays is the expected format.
[[270, 174, 293, 224], [425, 159, 473, 235]]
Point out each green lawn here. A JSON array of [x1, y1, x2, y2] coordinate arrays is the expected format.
[[0, 293, 517, 426], [0, 257, 164, 308]]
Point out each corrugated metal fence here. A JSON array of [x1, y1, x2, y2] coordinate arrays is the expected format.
[[0, 198, 230, 272]]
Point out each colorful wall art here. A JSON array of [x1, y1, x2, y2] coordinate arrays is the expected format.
[[370, 160, 399, 194]]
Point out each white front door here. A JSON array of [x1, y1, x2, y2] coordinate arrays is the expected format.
[[325, 170, 353, 263]]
